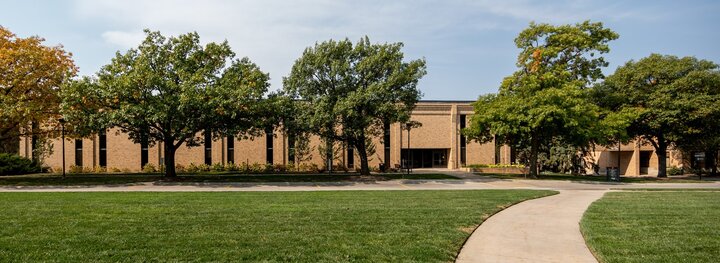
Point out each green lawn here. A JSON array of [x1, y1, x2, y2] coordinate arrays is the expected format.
[[478, 173, 710, 183], [581, 191, 720, 263], [0, 173, 459, 186], [0, 190, 554, 262]]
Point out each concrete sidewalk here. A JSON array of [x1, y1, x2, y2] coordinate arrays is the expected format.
[[456, 190, 607, 263]]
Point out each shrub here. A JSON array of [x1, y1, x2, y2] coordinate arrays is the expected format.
[[175, 164, 186, 173], [93, 166, 107, 173], [0, 153, 42, 175], [82, 166, 94, 173], [224, 162, 239, 172], [668, 166, 684, 176], [69, 165, 84, 174], [211, 163, 225, 172], [286, 163, 295, 172], [142, 163, 158, 173], [273, 164, 287, 173], [466, 164, 526, 169], [109, 167, 122, 173]]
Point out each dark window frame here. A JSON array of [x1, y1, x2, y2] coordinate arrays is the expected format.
[[140, 129, 149, 169], [226, 135, 235, 164], [383, 122, 391, 166], [99, 130, 107, 167], [266, 128, 274, 164], [75, 139, 83, 167], [288, 133, 296, 164], [459, 115, 467, 166], [204, 131, 212, 165]]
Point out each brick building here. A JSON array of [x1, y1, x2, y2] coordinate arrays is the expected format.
[[19, 101, 682, 176]]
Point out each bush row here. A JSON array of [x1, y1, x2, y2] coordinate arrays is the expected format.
[[465, 163, 526, 169], [51, 162, 374, 174]]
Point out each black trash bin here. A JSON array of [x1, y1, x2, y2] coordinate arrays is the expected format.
[[606, 167, 621, 182]]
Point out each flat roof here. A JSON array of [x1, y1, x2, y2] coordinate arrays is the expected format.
[[418, 100, 475, 103]]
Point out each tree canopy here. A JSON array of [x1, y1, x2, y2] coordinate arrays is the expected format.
[[61, 30, 272, 176], [0, 26, 77, 154], [283, 37, 426, 175], [464, 21, 624, 178], [597, 54, 720, 177]]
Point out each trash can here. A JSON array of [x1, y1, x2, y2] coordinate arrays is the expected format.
[[606, 167, 621, 182]]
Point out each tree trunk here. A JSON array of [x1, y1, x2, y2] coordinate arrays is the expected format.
[[356, 137, 370, 176], [529, 137, 539, 178], [656, 138, 668, 178], [164, 140, 177, 177]]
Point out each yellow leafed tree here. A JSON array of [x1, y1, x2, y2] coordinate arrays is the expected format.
[[0, 26, 77, 154]]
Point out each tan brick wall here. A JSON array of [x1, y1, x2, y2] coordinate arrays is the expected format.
[[30, 101, 648, 173], [586, 139, 683, 176]]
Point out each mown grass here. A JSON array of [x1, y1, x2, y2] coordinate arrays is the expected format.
[[478, 173, 710, 183], [0, 173, 459, 186], [0, 190, 554, 262], [581, 191, 720, 263]]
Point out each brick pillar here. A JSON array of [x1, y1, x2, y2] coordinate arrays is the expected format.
[[633, 142, 641, 175], [449, 104, 458, 169]]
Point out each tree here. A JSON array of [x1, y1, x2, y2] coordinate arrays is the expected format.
[[673, 70, 720, 176], [0, 26, 77, 154], [61, 30, 271, 177], [283, 37, 426, 175], [464, 21, 624, 178], [598, 54, 718, 177]]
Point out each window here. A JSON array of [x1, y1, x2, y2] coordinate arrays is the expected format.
[[226, 135, 234, 164], [494, 136, 501, 165], [31, 122, 38, 161], [640, 151, 652, 168], [383, 122, 391, 165], [204, 131, 212, 165], [140, 132, 149, 169], [510, 146, 517, 164], [99, 130, 107, 167], [266, 128, 274, 164], [347, 146, 354, 169], [460, 115, 467, 166], [288, 133, 295, 164], [75, 139, 83, 166]]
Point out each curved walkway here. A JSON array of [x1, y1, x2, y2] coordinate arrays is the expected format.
[[456, 190, 607, 263]]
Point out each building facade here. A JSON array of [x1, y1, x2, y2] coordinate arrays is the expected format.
[[19, 101, 682, 176]]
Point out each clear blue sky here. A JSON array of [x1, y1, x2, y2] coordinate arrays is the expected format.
[[2, 0, 719, 100]]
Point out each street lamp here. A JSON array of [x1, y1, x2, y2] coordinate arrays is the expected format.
[[58, 118, 66, 179], [402, 121, 422, 175]]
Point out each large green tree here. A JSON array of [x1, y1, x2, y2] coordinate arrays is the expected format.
[[597, 54, 719, 177], [283, 37, 426, 175], [673, 70, 720, 176], [61, 30, 271, 177], [464, 21, 624, 178], [0, 26, 77, 154]]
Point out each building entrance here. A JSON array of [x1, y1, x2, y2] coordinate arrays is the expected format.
[[401, 149, 448, 168]]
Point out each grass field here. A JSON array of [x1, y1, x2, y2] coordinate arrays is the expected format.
[[0, 190, 554, 262], [0, 173, 459, 186], [581, 191, 720, 263], [478, 173, 711, 183]]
